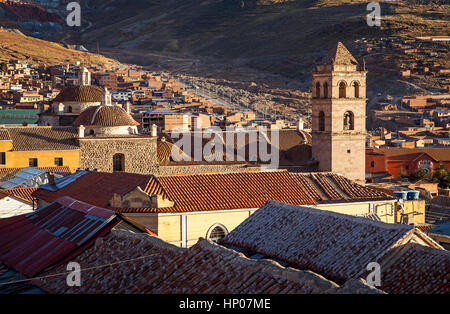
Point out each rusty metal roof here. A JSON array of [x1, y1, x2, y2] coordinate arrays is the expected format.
[[0, 196, 118, 277]]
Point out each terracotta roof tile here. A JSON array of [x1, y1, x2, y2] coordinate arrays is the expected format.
[[33, 170, 316, 213], [220, 201, 438, 284], [378, 242, 450, 294], [0, 167, 71, 180], [2, 187, 38, 204], [33, 230, 381, 294], [5, 127, 78, 151], [290, 173, 393, 202], [53, 85, 104, 103], [73, 105, 139, 127]]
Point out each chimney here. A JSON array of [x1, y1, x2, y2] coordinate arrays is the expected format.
[[47, 172, 56, 186], [297, 118, 304, 131], [124, 101, 131, 114], [78, 125, 85, 138], [151, 124, 158, 137]]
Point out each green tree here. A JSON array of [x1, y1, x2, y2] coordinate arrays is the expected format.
[[0, 62, 7, 74], [431, 165, 450, 189]]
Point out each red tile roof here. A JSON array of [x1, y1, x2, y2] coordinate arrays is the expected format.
[[378, 147, 450, 162], [2, 187, 38, 204], [33, 230, 381, 294], [378, 242, 450, 294], [5, 127, 79, 151], [33, 170, 317, 213], [290, 173, 393, 203], [221, 201, 441, 285], [73, 105, 139, 127], [0, 197, 118, 277], [53, 85, 104, 103], [0, 167, 72, 179], [153, 170, 316, 213], [386, 152, 437, 162], [33, 172, 150, 208]]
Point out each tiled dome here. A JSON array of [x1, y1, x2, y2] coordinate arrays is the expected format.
[[73, 105, 139, 127], [53, 85, 104, 103]]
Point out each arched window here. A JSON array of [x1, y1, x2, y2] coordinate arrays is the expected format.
[[113, 153, 125, 172], [318, 111, 325, 131], [353, 81, 360, 98], [315, 82, 321, 99], [370, 161, 375, 168], [323, 82, 328, 98], [343, 111, 354, 130], [207, 224, 228, 243], [89, 129, 95, 136], [67, 106, 73, 113], [339, 81, 347, 98]]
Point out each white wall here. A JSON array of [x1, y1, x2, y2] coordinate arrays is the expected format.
[[0, 197, 33, 218]]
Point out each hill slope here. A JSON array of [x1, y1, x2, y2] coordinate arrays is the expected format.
[[0, 28, 117, 65]]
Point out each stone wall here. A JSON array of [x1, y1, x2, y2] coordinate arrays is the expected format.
[[79, 137, 158, 173], [79, 136, 256, 175]]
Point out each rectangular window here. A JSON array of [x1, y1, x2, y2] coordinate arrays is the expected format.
[[54, 157, 63, 166], [29, 158, 38, 167], [0, 152, 5, 165]]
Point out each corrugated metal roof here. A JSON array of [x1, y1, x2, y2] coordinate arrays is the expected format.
[[39, 170, 88, 192], [0, 196, 118, 277], [0, 167, 45, 189]]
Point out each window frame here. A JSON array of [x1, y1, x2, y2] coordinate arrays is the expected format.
[[29, 158, 38, 167]]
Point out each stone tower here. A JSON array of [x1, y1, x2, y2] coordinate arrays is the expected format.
[[311, 42, 367, 183]]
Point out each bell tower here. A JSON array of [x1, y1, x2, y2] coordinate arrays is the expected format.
[[311, 42, 367, 183]]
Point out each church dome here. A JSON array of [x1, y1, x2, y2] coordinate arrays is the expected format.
[[74, 105, 139, 127], [53, 85, 104, 103]]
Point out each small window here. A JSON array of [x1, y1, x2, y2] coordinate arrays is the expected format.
[[405, 165, 409, 170], [315, 82, 321, 98], [339, 81, 347, 98], [370, 161, 375, 168], [347, 149, 351, 154], [54, 157, 63, 166], [318, 111, 325, 131], [207, 224, 228, 243], [353, 81, 360, 98], [323, 82, 328, 98], [113, 153, 125, 172], [29, 158, 38, 167], [0, 152, 5, 165]]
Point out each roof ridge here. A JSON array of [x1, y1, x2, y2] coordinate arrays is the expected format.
[[155, 169, 285, 177], [265, 200, 412, 231]]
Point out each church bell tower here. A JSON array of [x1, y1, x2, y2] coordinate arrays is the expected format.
[[311, 42, 367, 183]]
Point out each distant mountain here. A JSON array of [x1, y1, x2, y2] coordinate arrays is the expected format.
[[74, 0, 448, 81], [0, 0, 448, 90]]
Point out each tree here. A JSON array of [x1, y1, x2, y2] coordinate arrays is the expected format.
[[431, 165, 450, 189], [0, 62, 7, 74]]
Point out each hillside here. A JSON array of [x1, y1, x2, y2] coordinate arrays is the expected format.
[[70, 0, 448, 90], [0, 28, 117, 66]]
